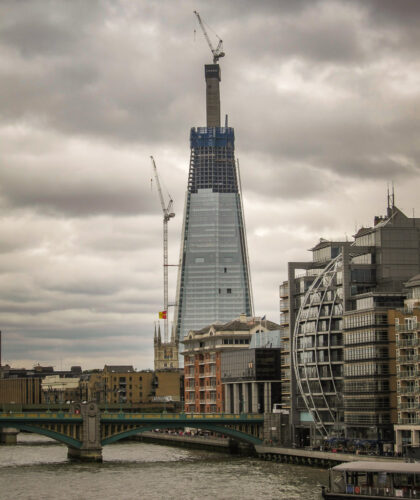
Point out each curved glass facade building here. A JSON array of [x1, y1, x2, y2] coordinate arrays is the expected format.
[[292, 255, 344, 436]]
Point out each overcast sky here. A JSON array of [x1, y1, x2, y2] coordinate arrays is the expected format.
[[1, 0, 419, 370]]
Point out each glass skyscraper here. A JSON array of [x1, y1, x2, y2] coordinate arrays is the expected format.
[[173, 63, 253, 356]]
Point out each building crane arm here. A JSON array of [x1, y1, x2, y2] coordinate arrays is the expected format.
[[194, 10, 225, 64], [150, 156, 175, 220], [150, 156, 167, 215]]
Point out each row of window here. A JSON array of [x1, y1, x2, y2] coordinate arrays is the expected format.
[[344, 329, 388, 345]]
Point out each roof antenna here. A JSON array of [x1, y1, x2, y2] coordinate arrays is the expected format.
[[225, 114, 228, 128], [391, 181, 395, 208]]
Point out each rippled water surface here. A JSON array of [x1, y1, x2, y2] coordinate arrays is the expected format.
[[0, 434, 328, 499]]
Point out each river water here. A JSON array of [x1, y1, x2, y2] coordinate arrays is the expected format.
[[0, 434, 328, 499]]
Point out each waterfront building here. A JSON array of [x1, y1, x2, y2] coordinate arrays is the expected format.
[[280, 201, 420, 447], [172, 62, 253, 365], [90, 365, 155, 405], [221, 348, 282, 414], [0, 364, 82, 406], [182, 315, 278, 413], [392, 274, 420, 453]]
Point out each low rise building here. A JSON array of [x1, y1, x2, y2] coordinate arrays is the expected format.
[[41, 375, 81, 403]]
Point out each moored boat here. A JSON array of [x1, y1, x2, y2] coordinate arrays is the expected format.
[[321, 461, 420, 499]]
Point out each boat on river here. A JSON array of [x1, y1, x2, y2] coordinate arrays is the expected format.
[[321, 461, 420, 499]]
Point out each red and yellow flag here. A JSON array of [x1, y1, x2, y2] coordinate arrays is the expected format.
[[159, 311, 167, 319]]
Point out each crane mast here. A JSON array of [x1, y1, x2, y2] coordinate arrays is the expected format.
[[194, 10, 225, 63], [150, 156, 175, 343]]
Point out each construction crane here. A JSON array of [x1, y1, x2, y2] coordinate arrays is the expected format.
[[194, 10, 225, 64], [150, 156, 175, 343]]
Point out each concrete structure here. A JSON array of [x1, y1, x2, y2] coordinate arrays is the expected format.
[[182, 315, 279, 413], [280, 201, 420, 447], [392, 274, 420, 454], [173, 61, 253, 366]]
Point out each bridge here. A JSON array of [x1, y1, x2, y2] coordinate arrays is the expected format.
[[0, 402, 266, 461]]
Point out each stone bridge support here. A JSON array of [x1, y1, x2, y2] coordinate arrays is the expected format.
[[0, 427, 19, 445], [67, 402, 102, 462]]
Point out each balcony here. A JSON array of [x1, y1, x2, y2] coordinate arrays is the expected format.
[[398, 355, 419, 363], [280, 300, 289, 312], [400, 387, 416, 394], [399, 417, 420, 425], [398, 402, 419, 410], [397, 338, 419, 348], [398, 371, 418, 379], [396, 324, 419, 333]]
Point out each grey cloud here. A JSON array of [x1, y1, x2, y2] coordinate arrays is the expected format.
[[1, 0, 419, 369]]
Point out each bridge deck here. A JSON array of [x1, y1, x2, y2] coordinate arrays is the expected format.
[[0, 412, 264, 424]]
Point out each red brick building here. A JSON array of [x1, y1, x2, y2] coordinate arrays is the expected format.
[[182, 315, 279, 413]]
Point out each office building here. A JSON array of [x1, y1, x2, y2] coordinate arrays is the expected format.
[[392, 274, 420, 453], [280, 200, 420, 447], [173, 62, 253, 364]]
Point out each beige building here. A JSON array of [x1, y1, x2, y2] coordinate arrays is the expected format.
[[0, 377, 42, 405], [154, 370, 183, 402], [41, 375, 81, 403]]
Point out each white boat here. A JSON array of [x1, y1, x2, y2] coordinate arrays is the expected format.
[[321, 461, 420, 499]]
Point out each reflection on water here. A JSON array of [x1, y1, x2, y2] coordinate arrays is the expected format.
[[0, 433, 327, 499]]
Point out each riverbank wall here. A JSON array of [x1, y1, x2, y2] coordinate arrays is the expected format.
[[255, 445, 403, 468], [132, 432, 254, 455], [133, 433, 403, 468]]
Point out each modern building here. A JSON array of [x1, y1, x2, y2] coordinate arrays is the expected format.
[[172, 60, 253, 366], [221, 348, 282, 414], [392, 274, 420, 453], [280, 201, 420, 447], [182, 314, 279, 413]]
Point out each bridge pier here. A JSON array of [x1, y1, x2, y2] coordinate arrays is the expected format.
[[0, 427, 19, 445], [68, 402, 102, 462]]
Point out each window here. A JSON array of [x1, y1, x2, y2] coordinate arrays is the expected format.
[[224, 267, 227, 273], [227, 288, 232, 294]]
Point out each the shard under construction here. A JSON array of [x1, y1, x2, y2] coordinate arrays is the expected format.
[[172, 60, 254, 362]]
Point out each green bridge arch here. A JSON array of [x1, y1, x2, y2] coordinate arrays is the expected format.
[[102, 422, 263, 446], [0, 423, 82, 449]]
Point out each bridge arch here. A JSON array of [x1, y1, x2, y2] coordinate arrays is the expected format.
[[101, 422, 262, 446], [0, 423, 82, 449]]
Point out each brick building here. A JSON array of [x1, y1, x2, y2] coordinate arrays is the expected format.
[[182, 315, 280, 413]]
